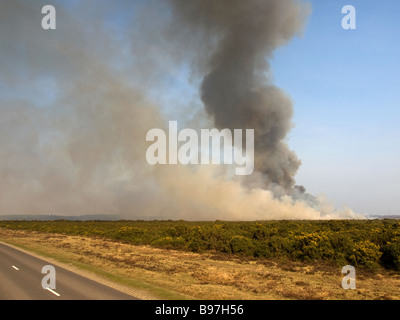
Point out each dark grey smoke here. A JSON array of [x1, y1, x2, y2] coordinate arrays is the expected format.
[[168, 0, 311, 190]]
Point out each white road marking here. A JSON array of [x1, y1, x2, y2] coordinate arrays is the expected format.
[[45, 287, 61, 297], [11, 265, 19, 270]]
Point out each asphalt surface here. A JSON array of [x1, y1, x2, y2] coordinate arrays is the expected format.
[[0, 242, 138, 300]]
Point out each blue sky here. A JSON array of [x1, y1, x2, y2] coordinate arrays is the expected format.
[[270, 0, 400, 215]]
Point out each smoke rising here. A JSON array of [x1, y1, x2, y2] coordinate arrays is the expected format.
[[168, 0, 309, 190], [0, 0, 363, 219]]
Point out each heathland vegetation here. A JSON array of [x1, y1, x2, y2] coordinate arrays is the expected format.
[[0, 219, 399, 271]]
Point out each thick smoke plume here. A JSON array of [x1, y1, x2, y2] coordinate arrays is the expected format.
[[169, 0, 308, 190], [0, 0, 363, 219]]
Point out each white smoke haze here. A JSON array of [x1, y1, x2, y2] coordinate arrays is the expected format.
[[0, 0, 364, 220]]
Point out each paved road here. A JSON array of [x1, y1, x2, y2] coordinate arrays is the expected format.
[[0, 242, 138, 300]]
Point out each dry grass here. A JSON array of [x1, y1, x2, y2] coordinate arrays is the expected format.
[[1, 228, 399, 300]]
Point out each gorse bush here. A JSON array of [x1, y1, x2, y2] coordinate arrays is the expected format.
[[381, 236, 400, 270], [351, 240, 382, 269], [292, 232, 335, 261], [0, 219, 399, 270], [229, 235, 255, 255]]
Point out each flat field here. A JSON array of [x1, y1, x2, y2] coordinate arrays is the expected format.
[[0, 220, 399, 300]]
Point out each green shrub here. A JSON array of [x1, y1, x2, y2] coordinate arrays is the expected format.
[[250, 223, 269, 240], [380, 237, 400, 270], [229, 235, 255, 255], [292, 232, 334, 261], [329, 232, 355, 265], [267, 235, 293, 257], [253, 242, 273, 258], [351, 240, 381, 268], [152, 236, 186, 249], [187, 239, 208, 252], [1, 219, 399, 270]]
